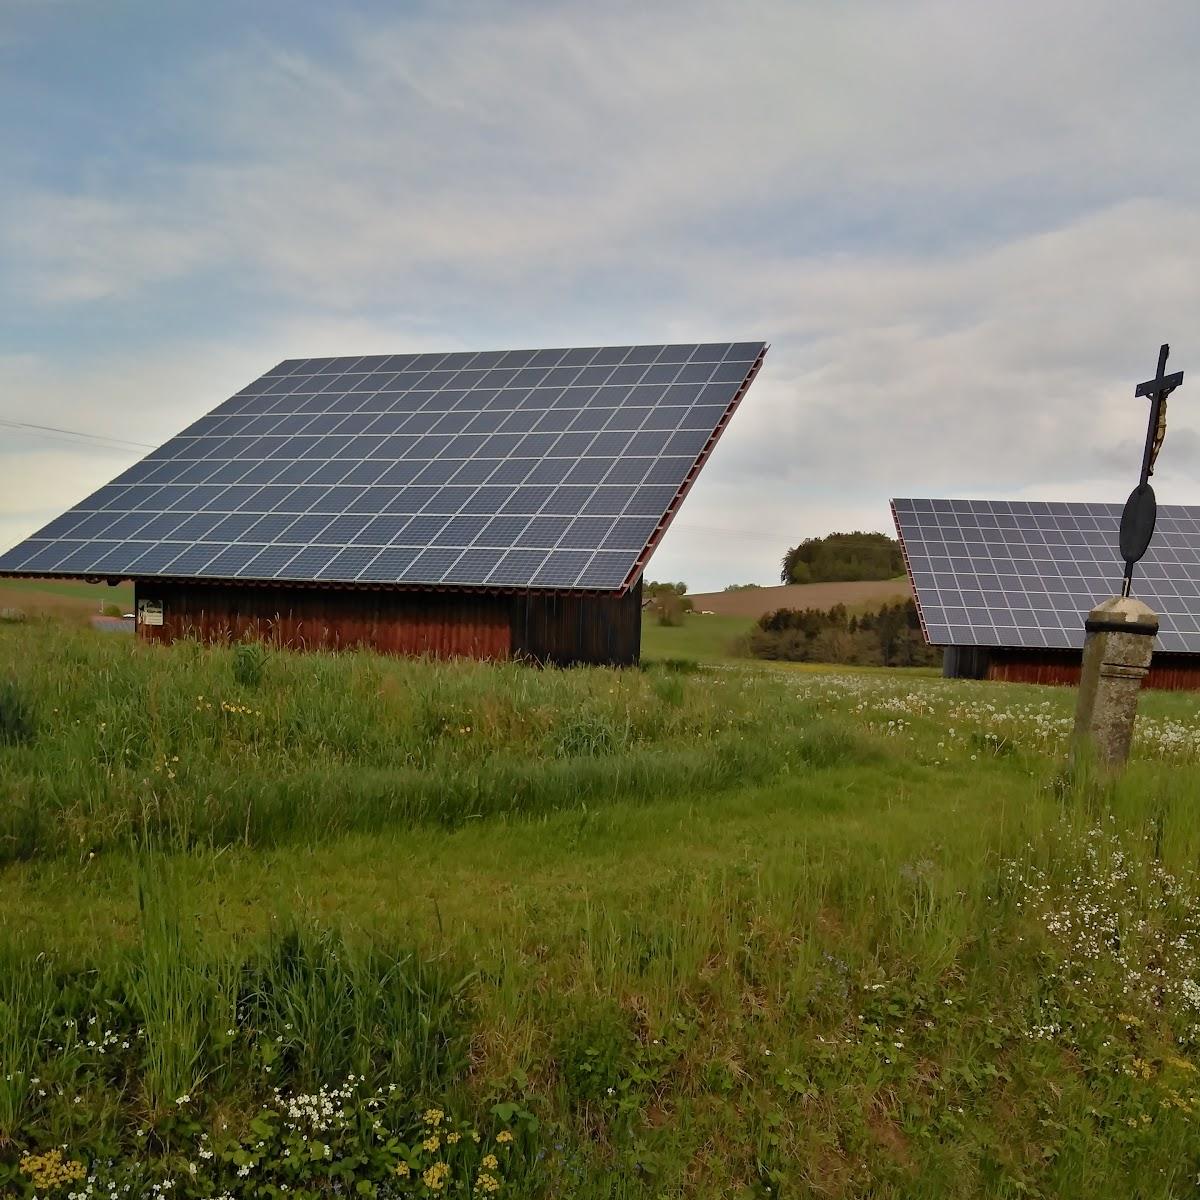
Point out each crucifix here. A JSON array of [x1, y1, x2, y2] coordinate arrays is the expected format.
[[1119, 343, 1185, 597], [1071, 343, 1186, 770]]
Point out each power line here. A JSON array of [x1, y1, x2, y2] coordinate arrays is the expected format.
[[0, 419, 155, 452]]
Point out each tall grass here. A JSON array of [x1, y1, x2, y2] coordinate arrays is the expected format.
[[130, 856, 225, 1115], [0, 623, 870, 862], [0, 954, 57, 1146], [6, 773, 1200, 1194], [4, 622, 1200, 1194], [0, 859, 477, 1191]]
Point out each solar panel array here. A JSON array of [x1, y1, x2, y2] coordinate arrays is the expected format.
[[0, 342, 765, 592], [893, 498, 1200, 654]]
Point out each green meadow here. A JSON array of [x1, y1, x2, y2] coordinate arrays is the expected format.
[[640, 612, 752, 662], [3, 620, 1200, 1197]]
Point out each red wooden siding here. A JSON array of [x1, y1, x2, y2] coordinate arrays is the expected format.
[[133, 579, 642, 666], [983, 647, 1200, 691]]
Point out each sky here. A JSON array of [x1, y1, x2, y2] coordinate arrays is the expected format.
[[2, 0, 1200, 592]]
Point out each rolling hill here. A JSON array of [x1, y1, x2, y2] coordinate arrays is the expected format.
[[686, 577, 913, 619]]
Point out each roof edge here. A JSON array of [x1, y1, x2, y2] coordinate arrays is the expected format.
[[0, 569, 631, 600]]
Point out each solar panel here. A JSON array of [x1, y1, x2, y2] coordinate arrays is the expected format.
[[0, 343, 766, 592], [893, 498, 1200, 654]]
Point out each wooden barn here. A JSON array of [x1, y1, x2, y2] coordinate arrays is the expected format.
[[893, 497, 1200, 691], [0, 342, 766, 666]]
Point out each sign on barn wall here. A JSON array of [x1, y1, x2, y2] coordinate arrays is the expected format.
[[137, 598, 163, 626]]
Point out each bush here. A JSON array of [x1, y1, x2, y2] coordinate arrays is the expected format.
[[655, 594, 687, 626], [749, 600, 941, 667], [645, 582, 693, 626]]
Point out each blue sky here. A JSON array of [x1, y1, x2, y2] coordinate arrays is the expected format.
[[3, 0, 1200, 590]]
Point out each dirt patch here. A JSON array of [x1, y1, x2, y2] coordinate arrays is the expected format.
[[868, 1115, 914, 1169]]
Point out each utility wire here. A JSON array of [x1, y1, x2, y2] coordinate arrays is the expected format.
[[0, 419, 155, 452]]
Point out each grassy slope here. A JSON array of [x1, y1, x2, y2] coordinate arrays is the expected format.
[[0, 577, 133, 620], [3, 625, 1200, 1195], [686, 578, 912, 619], [642, 577, 920, 663], [640, 612, 753, 661]]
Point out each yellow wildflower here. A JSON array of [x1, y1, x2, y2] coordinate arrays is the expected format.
[[423, 1107, 445, 1126], [19, 1150, 87, 1190], [422, 1134, 441, 1152], [495, 1130, 514, 1144], [482, 1153, 499, 1170], [423, 1161, 451, 1192], [446, 1131, 461, 1144], [393, 1161, 411, 1178], [475, 1172, 501, 1194]]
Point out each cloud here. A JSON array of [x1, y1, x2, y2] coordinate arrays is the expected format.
[[3, 1, 1200, 591], [12, 2, 1200, 308], [649, 198, 1200, 586], [9, 194, 217, 303]]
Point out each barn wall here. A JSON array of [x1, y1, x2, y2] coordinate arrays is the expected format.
[[133, 579, 642, 666], [981, 647, 1200, 691], [942, 645, 990, 680], [512, 578, 642, 667]]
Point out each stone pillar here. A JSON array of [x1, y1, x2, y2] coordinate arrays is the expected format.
[[1070, 596, 1158, 769]]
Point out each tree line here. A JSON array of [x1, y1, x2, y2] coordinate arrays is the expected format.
[[781, 531, 903, 584], [747, 599, 940, 667]]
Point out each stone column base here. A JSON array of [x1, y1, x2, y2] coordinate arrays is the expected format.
[[1070, 595, 1158, 769]]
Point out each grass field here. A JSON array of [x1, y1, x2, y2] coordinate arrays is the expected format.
[[0, 577, 133, 623], [684, 578, 913, 620], [640, 612, 753, 661], [3, 622, 1200, 1197]]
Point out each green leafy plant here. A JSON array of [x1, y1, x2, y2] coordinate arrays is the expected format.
[[232, 640, 269, 688]]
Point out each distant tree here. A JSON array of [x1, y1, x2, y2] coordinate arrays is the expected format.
[[645, 580, 688, 599], [780, 532, 904, 585], [723, 583, 762, 592]]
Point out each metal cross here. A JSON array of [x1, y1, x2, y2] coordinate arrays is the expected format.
[[1120, 344, 1185, 596], [1134, 343, 1184, 485]]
